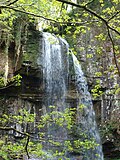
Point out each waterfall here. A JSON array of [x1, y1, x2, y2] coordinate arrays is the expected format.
[[36, 32, 104, 160], [72, 53, 104, 160], [40, 32, 69, 149], [41, 32, 69, 111]]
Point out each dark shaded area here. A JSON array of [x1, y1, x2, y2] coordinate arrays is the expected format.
[[103, 140, 120, 159]]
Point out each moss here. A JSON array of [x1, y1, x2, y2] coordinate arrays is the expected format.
[[23, 24, 40, 67]]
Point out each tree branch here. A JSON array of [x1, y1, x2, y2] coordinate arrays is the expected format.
[[85, 0, 95, 6], [56, 0, 120, 36], [0, 126, 31, 158], [25, 135, 30, 159], [0, 81, 16, 90], [0, 4, 100, 25], [7, 0, 19, 6], [107, 27, 120, 76], [0, 5, 57, 23], [0, 126, 31, 137], [56, 0, 120, 76], [108, 10, 120, 21]]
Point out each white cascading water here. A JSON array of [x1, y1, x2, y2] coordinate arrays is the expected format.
[[41, 32, 69, 149], [36, 32, 104, 160], [72, 53, 104, 160], [42, 33, 67, 104]]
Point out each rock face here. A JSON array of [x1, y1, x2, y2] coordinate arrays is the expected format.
[[0, 31, 100, 159], [0, 24, 120, 159]]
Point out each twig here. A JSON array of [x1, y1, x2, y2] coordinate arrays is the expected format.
[[107, 27, 120, 76], [0, 4, 100, 25], [85, 0, 95, 6], [108, 10, 120, 21], [25, 135, 30, 159], [0, 81, 16, 90]]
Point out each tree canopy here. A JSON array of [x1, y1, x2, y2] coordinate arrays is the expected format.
[[0, 0, 120, 74]]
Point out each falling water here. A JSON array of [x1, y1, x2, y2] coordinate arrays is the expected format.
[[42, 32, 68, 106], [36, 32, 104, 160], [72, 53, 104, 160], [40, 32, 69, 151]]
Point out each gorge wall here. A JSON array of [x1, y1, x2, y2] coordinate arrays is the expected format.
[[0, 22, 120, 159]]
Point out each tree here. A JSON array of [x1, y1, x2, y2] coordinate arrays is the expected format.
[[56, 0, 120, 75], [1, 0, 119, 78]]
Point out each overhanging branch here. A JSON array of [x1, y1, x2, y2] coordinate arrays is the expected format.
[[0, 5, 100, 25], [56, 0, 120, 76], [0, 81, 16, 90], [0, 5, 57, 23], [7, 0, 19, 6], [56, 0, 120, 36]]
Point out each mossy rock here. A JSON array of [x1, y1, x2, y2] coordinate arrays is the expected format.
[[23, 24, 41, 67]]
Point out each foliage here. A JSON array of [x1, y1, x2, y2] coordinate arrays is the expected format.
[[91, 79, 103, 99], [0, 74, 22, 88], [0, 106, 99, 159], [0, 0, 120, 159], [99, 119, 120, 142], [0, 0, 120, 76]]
